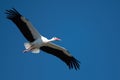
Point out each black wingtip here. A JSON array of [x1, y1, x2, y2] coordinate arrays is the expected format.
[[5, 8, 21, 20], [67, 57, 80, 70]]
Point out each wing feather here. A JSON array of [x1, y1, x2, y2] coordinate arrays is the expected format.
[[5, 8, 41, 42], [40, 42, 80, 70]]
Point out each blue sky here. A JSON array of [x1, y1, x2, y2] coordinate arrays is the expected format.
[[0, 0, 120, 80]]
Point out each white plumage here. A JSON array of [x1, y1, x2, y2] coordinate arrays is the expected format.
[[5, 8, 80, 70]]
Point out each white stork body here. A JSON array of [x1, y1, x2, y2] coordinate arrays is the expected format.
[[5, 8, 80, 70], [23, 36, 60, 53]]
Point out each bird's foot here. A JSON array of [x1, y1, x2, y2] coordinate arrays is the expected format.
[[23, 49, 29, 53], [23, 47, 34, 53]]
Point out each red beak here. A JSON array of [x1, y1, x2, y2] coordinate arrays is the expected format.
[[55, 38, 61, 41]]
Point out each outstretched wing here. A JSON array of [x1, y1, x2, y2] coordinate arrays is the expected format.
[[40, 42, 80, 70], [5, 8, 41, 42]]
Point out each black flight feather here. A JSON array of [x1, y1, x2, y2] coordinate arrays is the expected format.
[[40, 46, 80, 70], [5, 8, 35, 42]]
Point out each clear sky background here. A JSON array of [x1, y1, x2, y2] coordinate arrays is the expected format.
[[0, 0, 120, 80]]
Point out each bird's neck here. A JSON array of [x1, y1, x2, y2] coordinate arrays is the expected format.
[[48, 38, 55, 42], [41, 36, 55, 43]]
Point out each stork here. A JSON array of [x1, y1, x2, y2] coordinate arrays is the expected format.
[[5, 8, 80, 70]]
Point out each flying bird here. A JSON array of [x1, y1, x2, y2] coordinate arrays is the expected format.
[[5, 8, 80, 70]]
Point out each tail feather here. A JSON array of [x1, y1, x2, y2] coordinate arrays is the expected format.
[[24, 42, 40, 53], [24, 42, 31, 49], [31, 49, 40, 53]]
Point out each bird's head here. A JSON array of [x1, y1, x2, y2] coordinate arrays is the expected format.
[[52, 37, 61, 41]]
